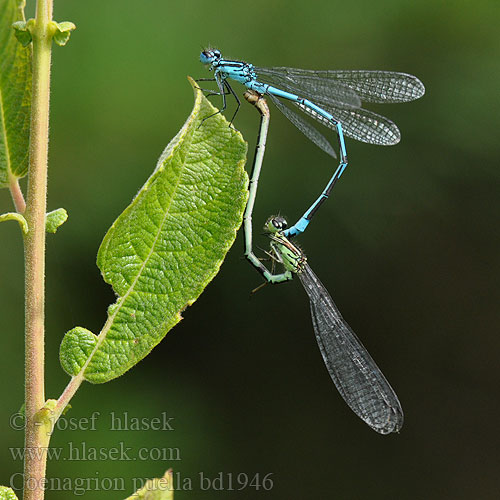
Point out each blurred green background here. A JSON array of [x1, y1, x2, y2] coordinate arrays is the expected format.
[[1, 0, 499, 498]]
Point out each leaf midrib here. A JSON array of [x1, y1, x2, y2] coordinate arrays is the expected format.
[[79, 100, 200, 378]]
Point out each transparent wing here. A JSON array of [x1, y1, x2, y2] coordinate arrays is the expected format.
[[256, 66, 425, 104], [269, 94, 337, 158], [323, 70, 425, 103], [295, 101, 401, 145], [298, 264, 403, 434], [255, 66, 362, 109]]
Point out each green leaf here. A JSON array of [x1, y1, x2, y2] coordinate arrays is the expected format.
[[59, 78, 248, 383], [60, 327, 97, 376], [0, 211, 28, 233], [125, 469, 173, 500], [0, 0, 31, 188], [45, 207, 68, 233], [0, 486, 19, 500], [51, 21, 76, 47], [12, 20, 31, 47]]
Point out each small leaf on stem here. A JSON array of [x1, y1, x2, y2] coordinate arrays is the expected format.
[[45, 208, 68, 233], [12, 20, 32, 46], [51, 21, 76, 47], [0, 212, 28, 233]]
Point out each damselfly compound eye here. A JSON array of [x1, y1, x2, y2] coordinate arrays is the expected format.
[[273, 216, 287, 230]]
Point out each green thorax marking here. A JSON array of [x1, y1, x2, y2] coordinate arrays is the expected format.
[[270, 232, 307, 274]]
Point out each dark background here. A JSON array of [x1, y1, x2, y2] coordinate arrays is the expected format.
[[1, 0, 499, 498]]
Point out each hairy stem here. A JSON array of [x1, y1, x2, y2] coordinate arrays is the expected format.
[[9, 175, 26, 213], [54, 374, 83, 421], [23, 0, 54, 498]]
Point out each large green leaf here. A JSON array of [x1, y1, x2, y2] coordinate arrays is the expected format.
[[60, 79, 248, 383], [0, 0, 31, 188]]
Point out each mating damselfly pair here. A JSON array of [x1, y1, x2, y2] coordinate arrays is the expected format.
[[199, 48, 424, 434], [200, 48, 425, 237]]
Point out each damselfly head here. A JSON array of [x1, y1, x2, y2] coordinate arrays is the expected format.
[[200, 48, 221, 65], [265, 216, 288, 234]]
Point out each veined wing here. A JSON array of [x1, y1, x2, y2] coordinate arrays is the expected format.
[[257, 66, 425, 104], [255, 66, 362, 109], [269, 94, 337, 158], [298, 263, 403, 434], [295, 101, 401, 145], [325, 70, 425, 103]]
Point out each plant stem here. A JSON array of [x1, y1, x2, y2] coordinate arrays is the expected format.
[[23, 0, 53, 498], [54, 374, 83, 421], [9, 175, 26, 213]]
